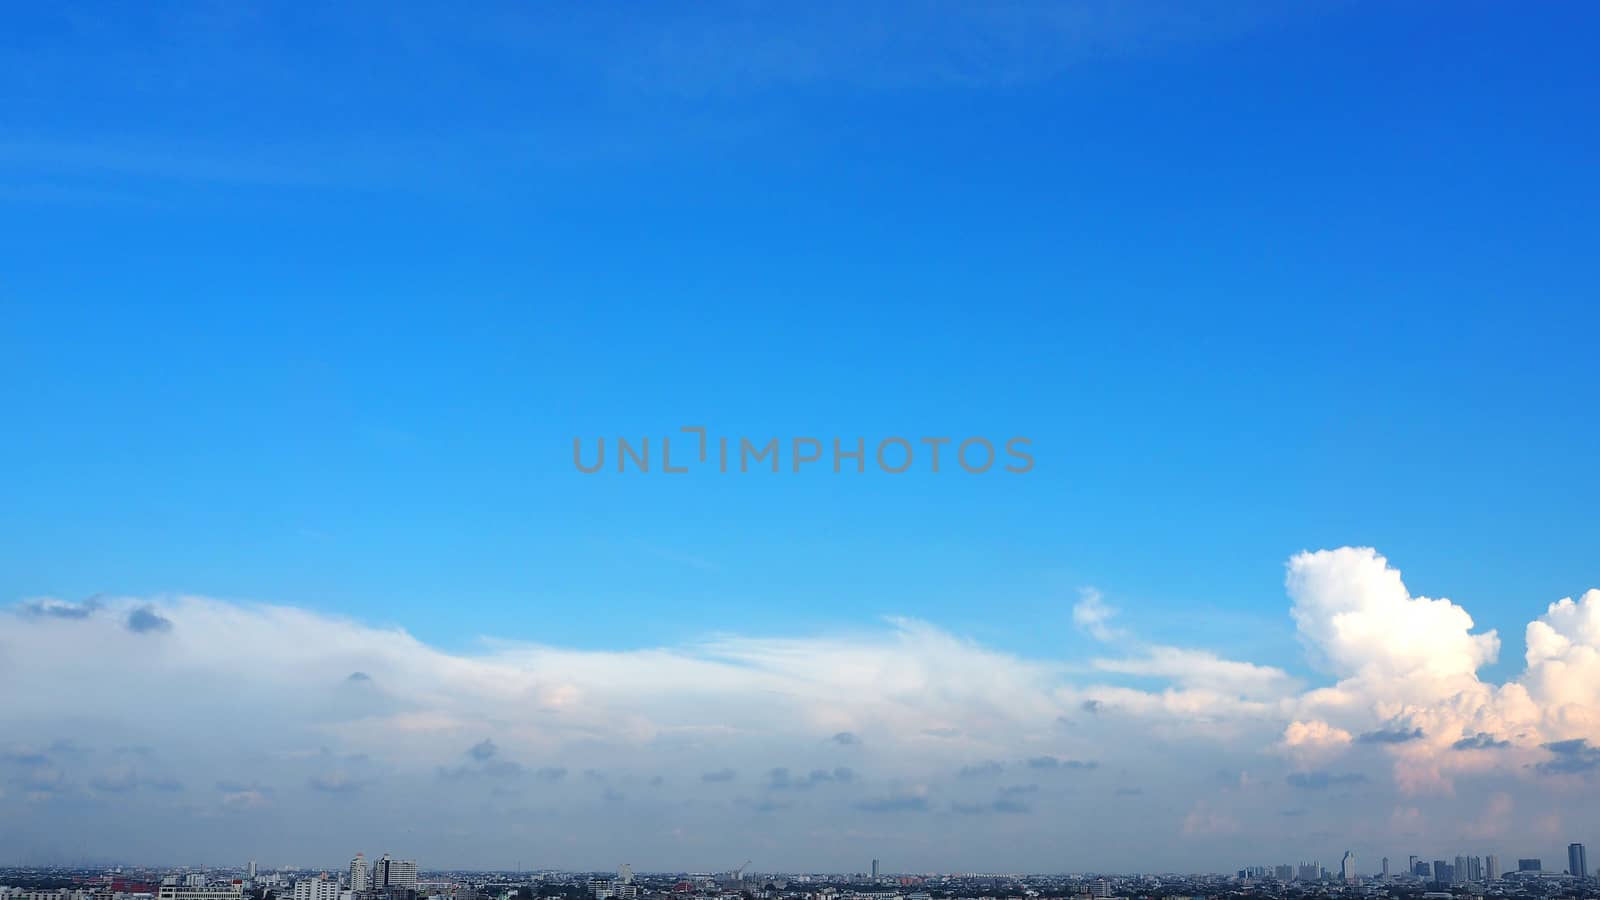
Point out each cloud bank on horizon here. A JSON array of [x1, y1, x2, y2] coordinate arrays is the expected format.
[[3, 547, 1598, 870]]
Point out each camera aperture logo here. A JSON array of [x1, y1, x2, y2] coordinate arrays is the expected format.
[[574, 427, 1033, 474]]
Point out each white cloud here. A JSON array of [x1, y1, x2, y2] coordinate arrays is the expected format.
[[3, 547, 1599, 868], [1072, 587, 1123, 641]]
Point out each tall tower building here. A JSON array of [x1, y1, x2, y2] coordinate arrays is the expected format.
[[1486, 856, 1500, 881], [1571, 844, 1588, 879], [1381, 857, 1390, 878], [349, 855, 368, 892], [1341, 852, 1355, 882], [293, 879, 340, 900], [871, 860, 879, 880], [372, 855, 417, 890], [248, 863, 257, 881]]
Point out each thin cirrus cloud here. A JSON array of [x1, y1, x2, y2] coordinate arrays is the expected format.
[[2, 547, 1600, 869]]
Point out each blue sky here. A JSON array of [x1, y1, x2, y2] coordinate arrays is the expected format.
[[6, 0, 1597, 672], [3, 2, 1600, 869]]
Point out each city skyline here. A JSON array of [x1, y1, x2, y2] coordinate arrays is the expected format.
[[4, 848, 1598, 877]]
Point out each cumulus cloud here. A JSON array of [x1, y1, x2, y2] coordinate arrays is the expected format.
[[1287, 547, 1499, 689], [1282, 720, 1353, 750]]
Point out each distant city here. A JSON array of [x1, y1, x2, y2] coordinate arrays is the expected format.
[[3, 843, 1597, 900]]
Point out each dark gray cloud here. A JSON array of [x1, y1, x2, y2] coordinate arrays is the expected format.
[[853, 793, 928, 813], [1081, 699, 1103, 713], [1286, 771, 1367, 789], [952, 790, 1035, 815], [1536, 739, 1600, 775], [1358, 726, 1424, 744], [126, 605, 173, 634], [767, 767, 854, 790], [346, 671, 372, 683], [958, 760, 1004, 778], [830, 731, 860, 746], [1452, 732, 1510, 751], [440, 741, 521, 779], [1026, 755, 1097, 770], [700, 768, 736, 783], [18, 596, 102, 619]]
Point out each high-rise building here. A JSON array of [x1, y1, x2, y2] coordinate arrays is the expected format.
[[871, 861, 879, 880], [1571, 844, 1588, 879], [293, 878, 339, 900], [158, 884, 243, 900], [1518, 859, 1542, 872], [1413, 860, 1431, 878], [1341, 852, 1355, 882], [247, 863, 257, 881], [349, 855, 369, 893], [371, 855, 416, 891], [1381, 857, 1390, 878], [1433, 860, 1451, 884], [1487, 856, 1500, 881]]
